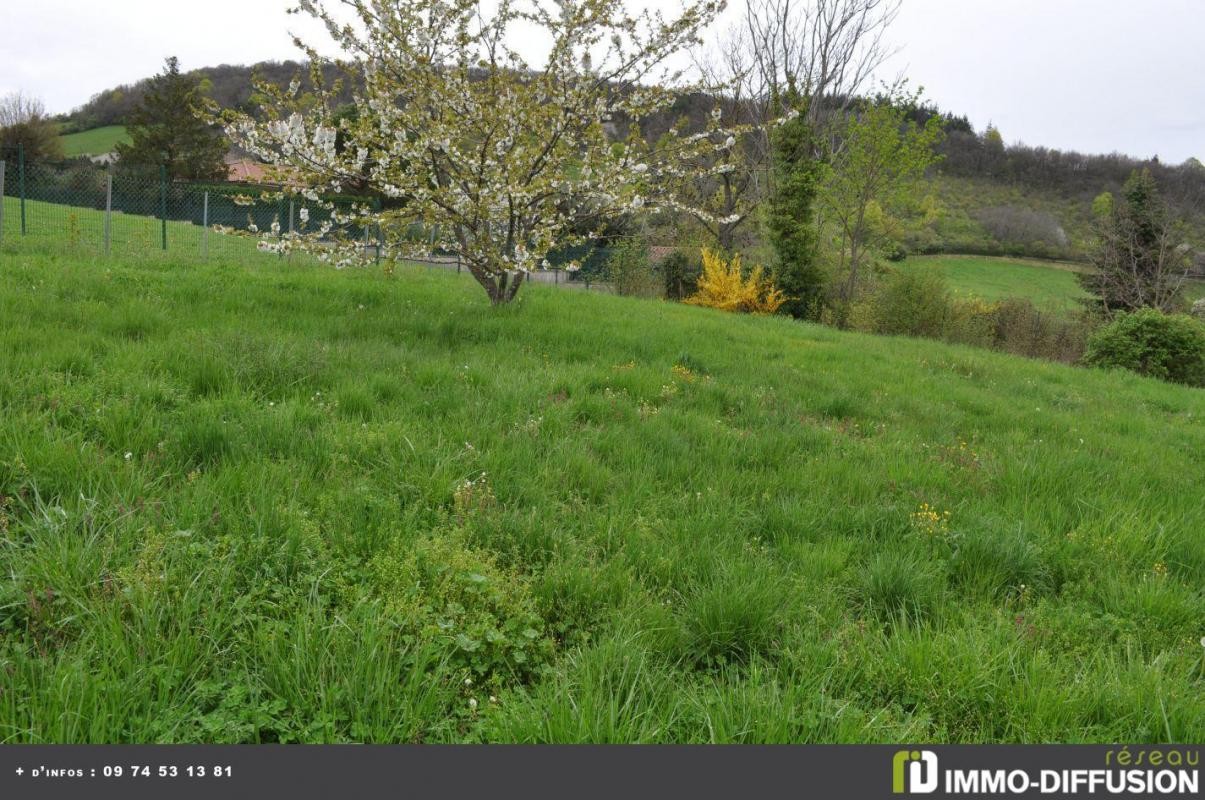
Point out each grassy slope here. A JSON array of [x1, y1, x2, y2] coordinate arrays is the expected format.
[[918, 174, 1095, 259], [0, 243, 1202, 744], [910, 254, 1090, 310], [912, 174, 1205, 263], [60, 126, 131, 157]]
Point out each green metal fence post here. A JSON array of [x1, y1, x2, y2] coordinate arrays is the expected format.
[[0, 160, 6, 245], [159, 165, 167, 250], [283, 197, 292, 262], [18, 143, 26, 235], [202, 191, 209, 259], [104, 170, 112, 256]]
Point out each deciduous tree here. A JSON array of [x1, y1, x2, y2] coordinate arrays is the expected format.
[[739, 0, 900, 150], [226, 0, 738, 305], [0, 92, 64, 161], [816, 90, 943, 313], [682, 0, 902, 252], [1080, 169, 1192, 314]]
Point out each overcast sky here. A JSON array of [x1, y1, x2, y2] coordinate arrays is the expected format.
[[2, 0, 1201, 163]]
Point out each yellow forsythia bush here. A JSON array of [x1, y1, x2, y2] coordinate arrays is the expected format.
[[685, 249, 785, 315]]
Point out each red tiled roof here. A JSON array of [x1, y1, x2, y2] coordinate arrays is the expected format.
[[225, 158, 271, 183]]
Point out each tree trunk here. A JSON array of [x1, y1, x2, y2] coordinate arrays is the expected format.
[[467, 263, 526, 305], [844, 242, 861, 303], [717, 223, 735, 253], [718, 174, 736, 252]]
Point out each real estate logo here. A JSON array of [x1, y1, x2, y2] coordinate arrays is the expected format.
[[890, 747, 1200, 796], [893, 750, 939, 794]]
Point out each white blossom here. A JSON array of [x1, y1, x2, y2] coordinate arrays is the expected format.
[[223, 0, 731, 304]]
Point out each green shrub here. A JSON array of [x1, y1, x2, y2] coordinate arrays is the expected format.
[[369, 531, 554, 688], [606, 240, 660, 298], [660, 249, 702, 301], [1082, 309, 1205, 386], [849, 267, 1096, 364], [988, 297, 1091, 363], [884, 243, 908, 262], [866, 265, 952, 338], [943, 297, 997, 348]]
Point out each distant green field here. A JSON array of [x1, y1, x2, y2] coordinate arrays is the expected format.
[[911, 253, 1205, 311], [60, 125, 130, 157], [909, 254, 1089, 310]]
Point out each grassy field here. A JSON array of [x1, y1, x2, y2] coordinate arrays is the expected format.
[[0, 242, 1202, 743], [911, 253, 1205, 311], [2, 196, 268, 261], [910, 254, 1089, 310], [60, 126, 131, 157]]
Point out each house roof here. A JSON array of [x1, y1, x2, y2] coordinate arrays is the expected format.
[[225, 157, 272, 183]]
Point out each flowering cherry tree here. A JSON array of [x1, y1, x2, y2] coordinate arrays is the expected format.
[[226, 0, 743, 304]]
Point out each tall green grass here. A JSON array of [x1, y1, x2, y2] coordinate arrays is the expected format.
[[0, 241, 1201, 743]]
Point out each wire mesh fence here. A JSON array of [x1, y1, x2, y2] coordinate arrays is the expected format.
[[0, 145, 381, 262], [0, 146, 628, 292]]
